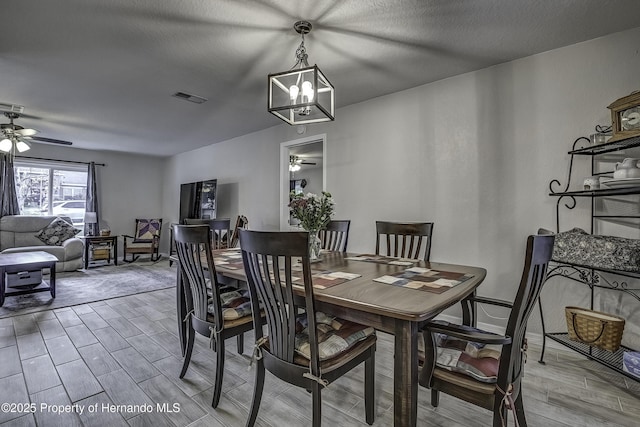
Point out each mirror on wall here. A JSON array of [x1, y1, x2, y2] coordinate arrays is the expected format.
[[280, 136, 326, 230]]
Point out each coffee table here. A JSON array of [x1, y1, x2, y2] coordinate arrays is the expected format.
[[0, 251, 58, 306]]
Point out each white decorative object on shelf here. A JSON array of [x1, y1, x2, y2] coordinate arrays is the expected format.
[[583, 176, 600, 190], [613, 158, 640, 179], [600, 177, 640, 189]]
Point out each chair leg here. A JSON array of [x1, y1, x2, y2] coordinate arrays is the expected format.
[[311, 382, 322, 427], [179, 326, 195, 378], [237, 333, 244, 355], [431, 389, 439, 407], [211, 338, 225, 408], [514, 392, 527, 427], [245, 358, 265, 427], [365, 351, 375, 425], [122, 253, 139, 263]]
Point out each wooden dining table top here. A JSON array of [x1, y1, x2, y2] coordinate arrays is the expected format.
[[212, 249, 487, 323]]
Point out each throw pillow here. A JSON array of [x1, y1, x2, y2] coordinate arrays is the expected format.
[[35, 217, 80, 246]]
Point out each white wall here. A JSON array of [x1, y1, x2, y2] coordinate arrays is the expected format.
[[20, 143, 166, 253], [164, 27, 640, 346]]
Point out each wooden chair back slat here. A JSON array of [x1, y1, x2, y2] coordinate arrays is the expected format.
[[229, 215, 248, 248], [375, 221, 434, 261], [173, 225, 223, 324], [240, 230, 315, 364], [320, 220, 350, 252]]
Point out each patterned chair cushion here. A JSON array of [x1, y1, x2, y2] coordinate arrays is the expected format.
[[433, 321, 502, 383], [35, 217, 80, 246], [294, 312, 375, 361], [134, 219, 161, 242], [206, 285, 253, 320]]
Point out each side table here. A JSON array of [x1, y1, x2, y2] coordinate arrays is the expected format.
[[0, 251, 57, 306], [81, 235, 118, 269]]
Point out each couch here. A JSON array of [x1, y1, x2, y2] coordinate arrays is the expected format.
[[0, 215, 83, 272]]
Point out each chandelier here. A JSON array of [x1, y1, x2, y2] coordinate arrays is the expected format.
[[268, 21, 335, 125]]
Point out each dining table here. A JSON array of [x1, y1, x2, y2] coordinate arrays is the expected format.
[[173, 250, 486, 427]]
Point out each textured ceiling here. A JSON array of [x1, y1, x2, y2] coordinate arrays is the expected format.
[[1, 0, 640, 156]]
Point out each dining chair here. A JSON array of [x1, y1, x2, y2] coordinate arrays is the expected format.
[[122, 218, 162, 262], [319, 219, 350, 252], [210, 218, 232, 249], [183, 217, 232, 249], [375, 221, 434, 261], [419, 234, 554, 427], [239, 229, 377, 427], [228, 215, 249, 248], [173, 224, 257, 408]]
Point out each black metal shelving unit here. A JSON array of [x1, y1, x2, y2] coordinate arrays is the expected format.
[[541, 135, 640, 381]]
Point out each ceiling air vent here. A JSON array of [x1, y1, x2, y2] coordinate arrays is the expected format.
[[172, 91, 208, 104]]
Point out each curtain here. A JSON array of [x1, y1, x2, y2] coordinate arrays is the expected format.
[[0, 154, 20, 217], [84, 161, 99, 236]]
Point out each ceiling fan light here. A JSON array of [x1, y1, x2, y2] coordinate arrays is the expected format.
[[16, 139, 31, 152], [0, 138, 12, 152]]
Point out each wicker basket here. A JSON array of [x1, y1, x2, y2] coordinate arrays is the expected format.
[[565, 306, 625, 352], [92, 248, 111, 260]]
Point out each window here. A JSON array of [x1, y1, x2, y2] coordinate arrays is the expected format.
[[14, 161, 88, 227]]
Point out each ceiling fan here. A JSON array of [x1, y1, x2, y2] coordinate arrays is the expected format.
[[0, 112, 73, 153], [289, 155, 317, 172]]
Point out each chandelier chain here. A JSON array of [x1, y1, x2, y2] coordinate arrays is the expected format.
[[293, 34, 309, 69]]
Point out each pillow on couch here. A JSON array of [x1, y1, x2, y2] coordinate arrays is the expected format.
[[35, 217, 80, 246]]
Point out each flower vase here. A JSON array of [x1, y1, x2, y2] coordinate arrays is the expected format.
[[307, 229, 322, 262]]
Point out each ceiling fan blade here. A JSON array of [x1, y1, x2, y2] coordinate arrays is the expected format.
[[30, 136, 73, 146], [14, 128, 38, 137]]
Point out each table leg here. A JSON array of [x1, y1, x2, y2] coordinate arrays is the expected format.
[[114, 237, 118, 266], [394, 319, 418, 427], [49, 263, 56, 298], [84, 240, 89, 269]]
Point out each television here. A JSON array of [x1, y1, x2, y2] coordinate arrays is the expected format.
[[179, 179, 217, 223]]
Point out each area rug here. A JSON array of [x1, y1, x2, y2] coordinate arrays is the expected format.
[[0, 258, 176, 318]]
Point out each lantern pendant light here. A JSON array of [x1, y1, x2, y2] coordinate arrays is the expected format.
[[268, 21, 335, 125]]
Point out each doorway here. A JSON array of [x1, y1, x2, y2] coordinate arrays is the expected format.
[[279, 134, 326, 230]]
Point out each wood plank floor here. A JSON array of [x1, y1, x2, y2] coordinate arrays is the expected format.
[[0, 288, 638, 426]]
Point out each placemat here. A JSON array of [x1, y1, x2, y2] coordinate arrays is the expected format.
[[292, 270, 361, 290], [345, 254, 418, 266], [214, 248, 244, 270], [373, 267, 474, 294]]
